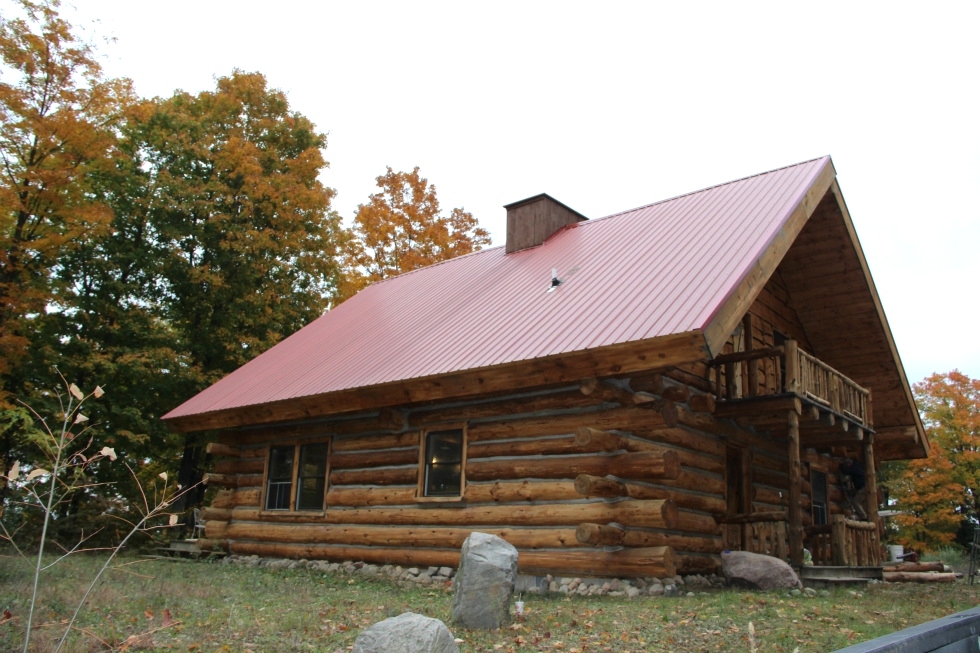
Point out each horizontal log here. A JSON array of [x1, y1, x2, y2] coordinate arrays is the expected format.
[[226, 411, 408, 446], [201, 507, 232, 522], [464, 480, 581, 504], [622, 531, 722, 554], [332, 431, 419, 453], [881, 562, 945, 573], [882, 571, 957, 583], [689, 394, 716, 414], [576, 522, 626, 546], [575, 427, 721, 473], [408, 387, 597, 426], [518, 547, 676, 578], [674, 510, 720, 535], [231, 499, 677, 528], [330, 466, 417, 486], [223, 521, 583, 549], [206, 442, 241, 458], [227, 542, 675, 578], [676, 553, 721, 575], [205, 520, 228, 539], [715, 511, 788, 525], [469, 404, 678, 443], [467, 450, 680, 482], [238, 473, 263, 488], [326, 485, 419, 507], [214, 458, 264, 475], [580, 377, 658, 406], [330, 448, 419, 469], [467, 435, 584, 459], [573, 475, 726, 513], [210, 487, 261, 509], [661, 384, 691, 403], [203, 473, 237, 488]]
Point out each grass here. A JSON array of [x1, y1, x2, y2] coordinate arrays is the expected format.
[[2, 554, 980, 652]]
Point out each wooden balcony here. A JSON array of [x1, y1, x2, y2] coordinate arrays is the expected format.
[[709, 340, 873, 448]]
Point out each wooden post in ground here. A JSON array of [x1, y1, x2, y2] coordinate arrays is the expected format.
[[787, 409, 804, 567], [863, 433, 879, 530]]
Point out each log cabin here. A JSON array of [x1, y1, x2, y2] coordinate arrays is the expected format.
[[162, 156, 928, 577]]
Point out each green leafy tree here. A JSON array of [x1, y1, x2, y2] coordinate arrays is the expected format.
[[68, 71, 349, 501], [343, 166, 491, 299], [0, 0, 133, 509], [887, 371, 980, 550]]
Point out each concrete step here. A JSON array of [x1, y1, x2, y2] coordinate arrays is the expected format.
[[799, 565, 882, 580]]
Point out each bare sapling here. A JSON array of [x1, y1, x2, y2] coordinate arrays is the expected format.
[[0, 376, 196, 652]]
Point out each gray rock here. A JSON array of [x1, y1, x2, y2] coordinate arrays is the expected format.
[[663, 584, 679, 597], [721, 551, 802, 590], [452, 532, 518, 630], [352, 612, 458, 653]]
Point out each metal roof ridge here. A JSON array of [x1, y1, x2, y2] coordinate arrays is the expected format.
[[591, 155, 832, 223]]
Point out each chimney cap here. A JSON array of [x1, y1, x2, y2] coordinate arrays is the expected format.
[[503, 192, 588, 221]]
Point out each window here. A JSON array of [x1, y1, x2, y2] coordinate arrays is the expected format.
[[421, 428, 465, 498], [811, 466, 828, 526], [264, 441, 330, 511]]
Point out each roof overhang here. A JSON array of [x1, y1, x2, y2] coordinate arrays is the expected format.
[[163, 329, 709, 432]]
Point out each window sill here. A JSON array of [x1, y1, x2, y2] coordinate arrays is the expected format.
[[415, 495, 465, 504]]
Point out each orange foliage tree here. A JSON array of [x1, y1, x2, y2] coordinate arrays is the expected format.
[[342, 167, 491, 299], [888, 371, 980, 550], [0, 0, 133, 393]]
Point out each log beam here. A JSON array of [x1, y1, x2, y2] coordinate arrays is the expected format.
[[575, 522, 626, 546]]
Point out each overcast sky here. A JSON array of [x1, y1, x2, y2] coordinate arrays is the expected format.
[[62, 1, 980, 385]]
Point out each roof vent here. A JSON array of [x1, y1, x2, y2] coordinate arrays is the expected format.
[[504, 193, 588, 254]]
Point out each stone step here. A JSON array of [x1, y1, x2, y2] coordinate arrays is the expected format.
[[803, 576, 872, 590]]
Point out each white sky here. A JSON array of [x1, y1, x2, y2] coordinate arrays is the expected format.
[[62, 0, 980, 386]]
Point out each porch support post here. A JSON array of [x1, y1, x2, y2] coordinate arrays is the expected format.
[[787, 409, 804, 567], [863, 434, 879, 527]]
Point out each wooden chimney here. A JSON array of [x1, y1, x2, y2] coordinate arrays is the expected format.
[[504, 193, 588, 253]]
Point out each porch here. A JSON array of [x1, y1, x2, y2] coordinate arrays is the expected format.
[[709, 340, 882, 567]]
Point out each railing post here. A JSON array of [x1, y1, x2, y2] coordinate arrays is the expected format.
[[865, 390, 874, 430], [831, 514, 848, 566], [788, 409, 804, 566], [863, 434, 879, 544], [784, 340, 800, 394]]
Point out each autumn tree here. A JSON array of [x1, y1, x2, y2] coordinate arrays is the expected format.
[[887, 371, 980, 550], [0, 0, 133, 391], [344, 166, 490, 297]]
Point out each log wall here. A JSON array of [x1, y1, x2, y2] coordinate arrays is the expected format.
[[204, 349, 851, 576]]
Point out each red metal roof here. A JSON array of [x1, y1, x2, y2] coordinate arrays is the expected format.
[[164, 156, 831, 421]]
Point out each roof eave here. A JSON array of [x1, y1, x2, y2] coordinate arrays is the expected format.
[[163, 329, 710, 433]]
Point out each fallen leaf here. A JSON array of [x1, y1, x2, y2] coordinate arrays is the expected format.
[[145, 609, 154, 620], [163, 609, 173, 627]]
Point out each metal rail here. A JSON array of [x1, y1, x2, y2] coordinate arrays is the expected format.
[[831, 606, 980, 653]]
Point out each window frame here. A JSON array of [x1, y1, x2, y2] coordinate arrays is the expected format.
[[809, 462, 829, 526], [261, 439, 331, 513], [417, 424, 467, 502]]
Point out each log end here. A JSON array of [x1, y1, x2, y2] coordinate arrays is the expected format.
[[661, 400, 679, 428]]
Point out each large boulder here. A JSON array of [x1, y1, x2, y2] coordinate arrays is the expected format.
[[352, 612, 458, 653], [452, 532, 519, 629], [721, 551, 802, 590]]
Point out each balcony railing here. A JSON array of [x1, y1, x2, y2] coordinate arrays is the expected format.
[[709, 340, 873, 430]]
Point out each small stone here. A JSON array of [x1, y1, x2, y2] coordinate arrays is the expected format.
[[626, 587, 641, 598], [804, 587, 817, 597], [648, 584, 665, 596], [673, 575, 684, 586], [686, 591, 695, 597], [664, 584, 679, 597], [549, 581, 559, 592], [790, 589, 802, 597], [439, 567, 454, 578], [406, 567, 420, 576]]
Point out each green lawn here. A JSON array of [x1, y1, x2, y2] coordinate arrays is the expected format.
[[2, 554, 979, 652]]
